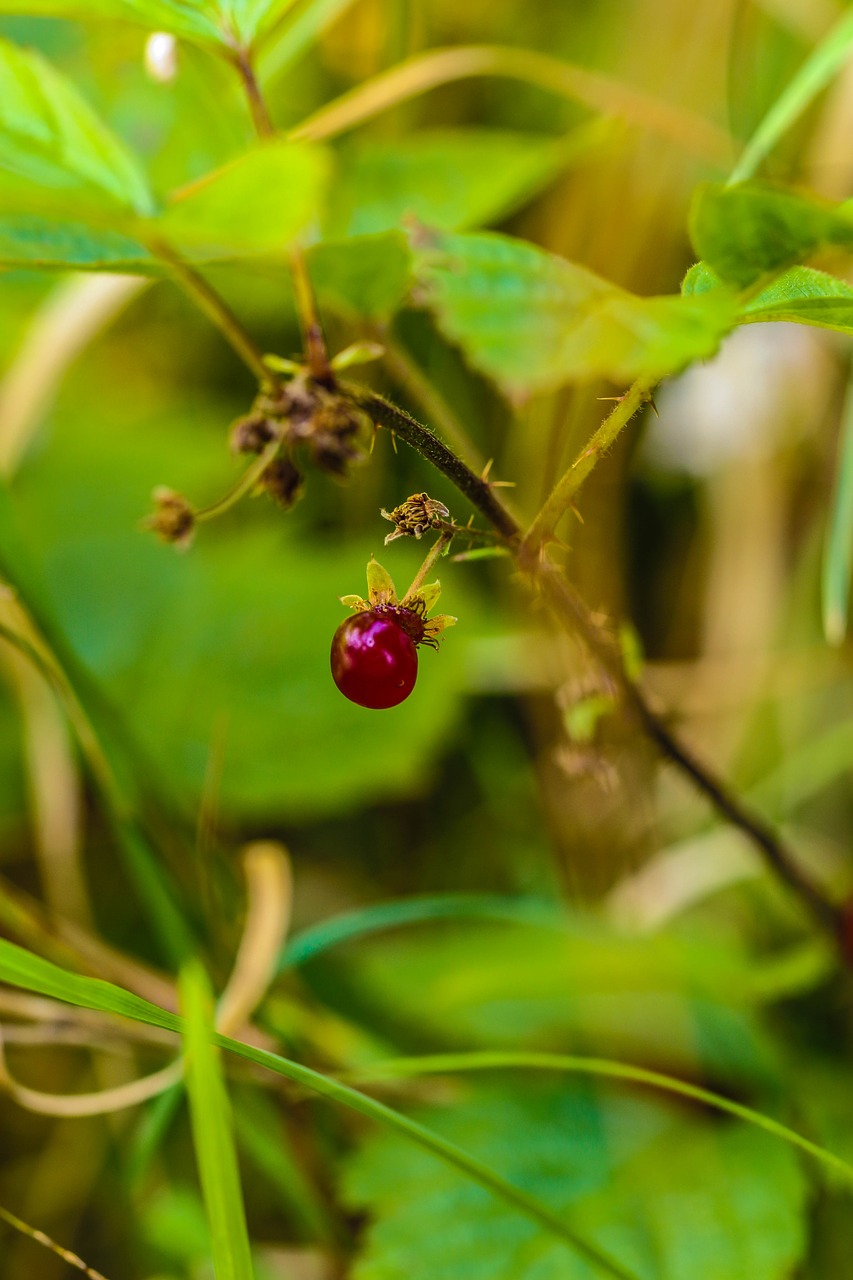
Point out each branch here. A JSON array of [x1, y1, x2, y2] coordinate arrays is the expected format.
[[344, 383, 841, 938]]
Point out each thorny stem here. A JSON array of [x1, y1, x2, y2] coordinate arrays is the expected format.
[[195, 438, 282, 523], [403, 532, 454, 600], [345, 384, 521, 542], [521, 379, 653, 556], [159, 247, 842, 940], [346, 386, 842, 939]]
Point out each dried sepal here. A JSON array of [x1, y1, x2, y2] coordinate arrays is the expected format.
[[366, 557, 398, 607], [142, 487, 196, 550], [340, 593, 368, 610], [424, 614, 456, 643], [401, 579, 441, 614]]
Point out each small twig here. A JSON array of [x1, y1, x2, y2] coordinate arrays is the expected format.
[[195, 437, 282, 523], [290, 248, 332, 382], [231, 45, 276, 137], [403, 532, 454, 599], [0, 1202, 110, 1280]]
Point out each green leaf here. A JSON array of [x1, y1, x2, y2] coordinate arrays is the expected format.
[[301, 914, 781, 1086], [0, 934, 844, 1275], [0, 936, 638, 1280], [0, 37, 153, 213], [157, 141, 328, 258], [0, 214, 155, 272], [324, 129, 578, 239], [308, 232, 413, 320], [684, 260, 853, 334], [180, 960, 255, 1280], [344, 1084, 808, 1280], [8, 392, 472, 821], [0, 0, 225, 43], [689, 181, 853, 288], [412, 230, 736, 398]]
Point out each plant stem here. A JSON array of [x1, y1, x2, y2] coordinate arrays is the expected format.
[[149, 238, 280, 390], [521, 379, 653, 558], [150, 230, 841, 941], [345, 383, 520, 542], [403, 532, 454, 599], [344, 381, 842, 938], [290, 247, 332, 381], [0, 1203, 110, 1280], [195, 438, 282, 523], [378, 331, 484, 466], [231, 45, 276, 137]]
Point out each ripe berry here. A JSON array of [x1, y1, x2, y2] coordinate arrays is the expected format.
[[330, 609, 418, 709]]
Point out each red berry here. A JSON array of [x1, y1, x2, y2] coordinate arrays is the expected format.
[[331, 610, 418, 709]]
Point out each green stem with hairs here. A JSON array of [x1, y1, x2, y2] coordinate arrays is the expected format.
[[521, 379, 653, 557], [195, 439, 282, 524]]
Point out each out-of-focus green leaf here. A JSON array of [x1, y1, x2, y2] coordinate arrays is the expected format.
[[412, 230, 736, 398], [10, 390, 472, 821], [344, 1084, 808, 1280], [157, 141, 329, 258], [0, 37, 153, 213], [0, 214, 155, 271], [180, 959, 255, 1280], [684, 261, 853, 333], [689, 182, 853, 288], [308, 232, 413, 319], [304, 916, 780, 1086], [0, 0, 224, 41], [323, 129, 579, 239], [0, 937, 641, 1279], [0, 0, 298, 43]]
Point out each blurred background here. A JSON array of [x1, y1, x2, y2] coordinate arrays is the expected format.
[[1, 1, 853, 1277]]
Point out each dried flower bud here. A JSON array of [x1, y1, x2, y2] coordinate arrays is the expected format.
[[381, 493, 451, 543], [230, 414, 280, 455], [143, 487, 195, 549], [258, 456, 304, 509]]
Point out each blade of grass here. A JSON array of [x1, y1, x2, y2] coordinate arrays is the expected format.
[[0, 937, 635, 1280], [2, 936, 853, 1260], [287, 45, 731, 164], [822, 356, 853, 643], [347, 1052, 853, 1188], [278, 893, 567, 973], [180, 959, 255, 1280], [729, 8, 853, 184]]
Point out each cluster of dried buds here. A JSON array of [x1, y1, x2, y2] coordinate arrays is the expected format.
[[144, 361, 374, 547]]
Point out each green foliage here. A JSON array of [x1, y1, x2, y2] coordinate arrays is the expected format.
[[159, 140, 329, 258], [9, 392, 472, 819], [689, 182, 853, 288], [180, 959, 255, 1280], [344, 1084, 808, 1280], [324, 128, 577, 238], [411, 230, 736, 397], [0, 35, 153, 212], [0, 0, 294, 45], [4, 8, 853, 1280]]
